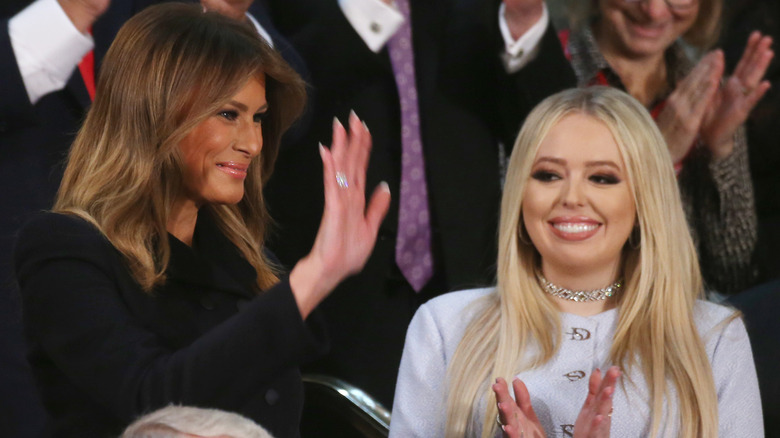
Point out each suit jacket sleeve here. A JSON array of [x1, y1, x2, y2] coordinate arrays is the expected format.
[[14, 213, 328, 422], [389, 303, 448, 438], [0, 18, 38, 133], [709, 315, 764, 436]]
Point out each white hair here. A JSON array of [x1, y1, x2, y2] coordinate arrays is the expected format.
[[121, 405, 274, 438]]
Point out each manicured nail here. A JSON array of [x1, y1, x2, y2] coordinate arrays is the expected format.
[[333, 117, 342, 130], [362, 121, 370, 133], [378, 181, 390, 193]]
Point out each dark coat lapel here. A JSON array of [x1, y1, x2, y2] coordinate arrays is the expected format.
[[166, 210, 257, 300]]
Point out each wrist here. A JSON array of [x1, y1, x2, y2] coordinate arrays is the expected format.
[[289, 254, 339, 319], [707, 138, 735, 161], [57, 0, 105, 33]]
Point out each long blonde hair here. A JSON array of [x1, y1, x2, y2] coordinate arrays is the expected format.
[[445, 87, 717, 437], [54, 3, 306, 292]]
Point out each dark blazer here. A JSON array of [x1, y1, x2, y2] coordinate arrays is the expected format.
[[263, 0, 574, 405], [0, 3, 306, 435], [1, 3, 143, 435], [727, 280, 780, 435], [14, 211, 328, 437]]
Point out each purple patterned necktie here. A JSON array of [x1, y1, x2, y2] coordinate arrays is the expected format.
[[388, 0, 433, 292]]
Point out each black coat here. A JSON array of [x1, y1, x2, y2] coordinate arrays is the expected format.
[[726, 280, 780, 435], [0, 3, 307, 435], [263, 0, 575, 406], [14, 211, 328, 437]]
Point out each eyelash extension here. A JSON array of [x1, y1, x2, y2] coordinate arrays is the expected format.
[[531, 170, 560, 182], [218, 110, 239, 121], [590, 174, 621, 184]]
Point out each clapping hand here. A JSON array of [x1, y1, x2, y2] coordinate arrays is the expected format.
[[655, 50, 723, 163], [289, 112, 391, 318], [493, 366, 621, 438], [700, 31, 773, 160]]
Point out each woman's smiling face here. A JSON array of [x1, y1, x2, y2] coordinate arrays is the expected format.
[[522, 113, 635, 278], [597, 0, 699, 60], [177, 75, 268, 209]]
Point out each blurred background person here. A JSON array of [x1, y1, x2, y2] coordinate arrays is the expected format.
[[121, 405, 274, 438], [719, 0, 780, 285], [390, 87, 761, 438], [14, 3, 389, 436], [262, 0, 575, 410], [555, 0, 772, 296]]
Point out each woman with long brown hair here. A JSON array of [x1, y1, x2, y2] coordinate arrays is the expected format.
[[14, 3, 390, 436]]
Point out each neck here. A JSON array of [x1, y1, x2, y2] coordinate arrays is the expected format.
[[593, 24, 668, 106], [541, 261, 621, 316], [167, 199, 199, 247]]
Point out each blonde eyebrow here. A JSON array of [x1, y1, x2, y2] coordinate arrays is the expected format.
[[534, 157, 621, 171], [585, 160, 621, 171], [534, 157, 566, 166]]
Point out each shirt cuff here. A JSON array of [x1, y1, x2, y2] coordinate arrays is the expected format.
[[499, 2, 549, 73], [339, 0, 404, 53], [9, 0, 94, 104], [245, 13, 274, 49]]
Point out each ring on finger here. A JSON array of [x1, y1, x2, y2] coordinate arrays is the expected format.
[[496, 412, 504, 427], [741, 85, 753, 96], [608, 407, 614, 418], [335, 172, 349, 189]]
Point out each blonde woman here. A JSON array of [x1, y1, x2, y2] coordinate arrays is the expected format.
[[389, 87, 761, 437], [13, 3, 389, 437]]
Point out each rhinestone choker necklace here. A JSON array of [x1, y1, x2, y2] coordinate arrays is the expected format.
[[537, 274, 622, 302]]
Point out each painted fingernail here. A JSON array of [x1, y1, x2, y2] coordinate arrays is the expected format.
[[318, 142, 325, 153], [362, 121, 370, 133], [349, 109, 358, 120], [333, 117, 342, 130], [378, 181, 390, 193]]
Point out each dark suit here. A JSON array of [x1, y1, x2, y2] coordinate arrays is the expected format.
[[264, 0, 574, 406], [1, 3, 142, 435], [1, 3, 305, 435], [727, 280, 780, 435], [14, 211, 328, 437]]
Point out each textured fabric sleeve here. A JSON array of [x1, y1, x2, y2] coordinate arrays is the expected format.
[[15, 213, 327, 422], [708, 316, 764, 437], [389, 303, 448, 437], [678, 126, 757, 294]]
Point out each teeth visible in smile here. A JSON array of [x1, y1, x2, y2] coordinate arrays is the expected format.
[[553, 223, 598, 233]]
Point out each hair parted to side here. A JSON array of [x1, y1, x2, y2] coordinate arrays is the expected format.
[[568, 0, 722, 50], [55, 3, 306, 292], [121, 405, 274, 438], [445, 87, 719, 438]]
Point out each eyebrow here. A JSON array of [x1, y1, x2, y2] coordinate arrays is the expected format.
[[227, 100, 268, 113], [534, 157, 622, 170]]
